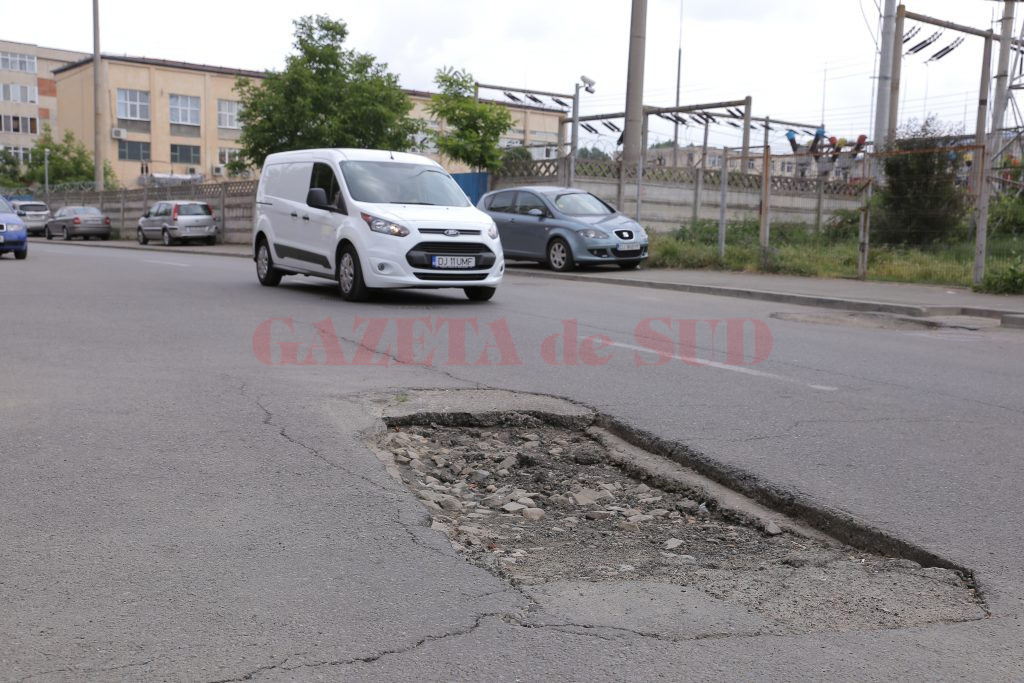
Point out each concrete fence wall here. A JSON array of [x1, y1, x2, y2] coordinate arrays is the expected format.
[[493, 159, 866, 233], [41, 180, 258, 244]]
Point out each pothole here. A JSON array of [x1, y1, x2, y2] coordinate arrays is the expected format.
[[368, 396, 986, 638]]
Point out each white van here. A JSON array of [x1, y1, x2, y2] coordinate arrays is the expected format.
[[252, 148, 504, 301]]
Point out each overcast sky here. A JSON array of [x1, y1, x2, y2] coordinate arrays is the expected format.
[[2, 1, 1015, 151]]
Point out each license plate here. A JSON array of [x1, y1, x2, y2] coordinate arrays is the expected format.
[[432, 255, 476, 268], [0, 235, 4, 243], [617, 242, 640, 252]]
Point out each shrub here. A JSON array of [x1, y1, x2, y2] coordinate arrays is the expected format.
[[988, 194, 1024, 237], [974, 254, 1024, 294]]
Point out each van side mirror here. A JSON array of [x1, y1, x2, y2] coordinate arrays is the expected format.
[[143, 210, 150, 218], [306, 188, 330, 210]]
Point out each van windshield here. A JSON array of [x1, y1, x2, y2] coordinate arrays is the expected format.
[[340, 161, 469, 207]]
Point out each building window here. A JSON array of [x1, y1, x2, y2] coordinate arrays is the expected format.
[[218, 147, 242, 164], [117, 89, 150, 120], [0, 52, 36, 73], [170, 94, 200, 126], [0, 145, 31, 164], [1, 83, 38, 103], [217, 100, 241, 129], [0, 115, 38, 134], [170, 144, 200, 164], [118, 140, 151, 161]]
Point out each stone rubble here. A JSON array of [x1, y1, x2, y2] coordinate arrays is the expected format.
[[372, 416, 984, 635]]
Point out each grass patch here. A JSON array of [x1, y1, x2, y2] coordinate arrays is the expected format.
[[646, 219, 1022, 287]]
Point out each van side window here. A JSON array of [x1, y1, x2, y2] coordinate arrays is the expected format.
[[310, 162, 347, 214]]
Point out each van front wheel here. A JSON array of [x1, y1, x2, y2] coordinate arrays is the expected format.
[[337, 245, 369, 302], [464, 286, 496, 301]]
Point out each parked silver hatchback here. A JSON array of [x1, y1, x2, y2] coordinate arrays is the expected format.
[[10, 200, 50, 236], [138, 201, 219, 246]]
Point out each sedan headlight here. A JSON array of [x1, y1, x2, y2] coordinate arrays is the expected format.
[[576, 228, 610, 240], [361, 212, 410, 237], [488, 222, 499, 240]]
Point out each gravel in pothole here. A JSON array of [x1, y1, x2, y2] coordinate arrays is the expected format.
[[371, 416, 985, 634]]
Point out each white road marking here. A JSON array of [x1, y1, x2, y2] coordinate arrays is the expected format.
[[610, 341, 840, 392]]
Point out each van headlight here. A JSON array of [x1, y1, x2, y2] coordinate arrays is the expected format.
[[360, 212, 410, 237], [577, 228, 609, 239], [488, 222, 498, 240]]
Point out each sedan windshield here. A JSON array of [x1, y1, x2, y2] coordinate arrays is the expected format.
[[340, 161, 469, 207], [553, 192, 614, 216], [74, 207, 101, 215]]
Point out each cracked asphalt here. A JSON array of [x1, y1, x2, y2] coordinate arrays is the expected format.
[[2, 243, 1023, 680]]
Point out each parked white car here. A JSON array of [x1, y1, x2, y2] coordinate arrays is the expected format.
[[252, 148, 503, 301]]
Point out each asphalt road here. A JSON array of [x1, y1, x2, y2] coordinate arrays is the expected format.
[[2, 242, 1023, 680]]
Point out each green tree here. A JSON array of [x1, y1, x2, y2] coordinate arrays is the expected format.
[[874, 116, 969, 245], [578, 146, 611, 161], [23, 125, 118, 189], [233, 15, 421, 169], [0, 148, 21, 187], [426, 67, 513, 172]]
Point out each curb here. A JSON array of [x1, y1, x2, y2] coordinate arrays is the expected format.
[[507, 268, 1024, 323], [30, 237, 251, 260]]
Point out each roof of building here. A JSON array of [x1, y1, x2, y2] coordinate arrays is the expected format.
[[51, 54, 566, 116], [53, 54, 267, 79]]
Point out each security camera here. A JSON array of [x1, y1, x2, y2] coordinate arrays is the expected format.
[[581, 75, 596, 88]]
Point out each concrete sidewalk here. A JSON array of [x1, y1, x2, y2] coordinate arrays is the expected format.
[[31, 237, 1024, 327]]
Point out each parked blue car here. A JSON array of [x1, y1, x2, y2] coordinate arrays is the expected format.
[[478, 186, 648, 271], [0, 197, 28, 260]]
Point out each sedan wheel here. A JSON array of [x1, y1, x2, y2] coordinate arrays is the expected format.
[[137, 228, 148, 245], [62, 226, 70, 241], [546, 238, 574, 272], [45, 227, 52, 240]]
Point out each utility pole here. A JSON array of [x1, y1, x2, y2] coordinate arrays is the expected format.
[[92, 0, 104, 192], [622, 0, 647, 168], [874, 0, 897, 150], [976, 1, 1016, 284], [672, 0, 683, 167]]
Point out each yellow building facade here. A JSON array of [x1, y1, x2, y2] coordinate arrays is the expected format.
[[54, 54, 564, 188], [1, 40, 87, 164]]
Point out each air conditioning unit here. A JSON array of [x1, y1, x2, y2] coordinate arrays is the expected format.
[[111, 127, 127, 139], [212, 164, 225, 176]]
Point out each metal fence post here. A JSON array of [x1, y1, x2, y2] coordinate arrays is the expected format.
[[692, 119, 709, 227], [718, 150, 728, 260], [858, 164, 872, 279]]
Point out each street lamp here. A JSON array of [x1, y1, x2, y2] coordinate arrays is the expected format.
[[569, 75, 596, 188], [44, 148, 50, 200]]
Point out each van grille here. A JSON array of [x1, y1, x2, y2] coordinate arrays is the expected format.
[[414, 273, 489, 281]]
